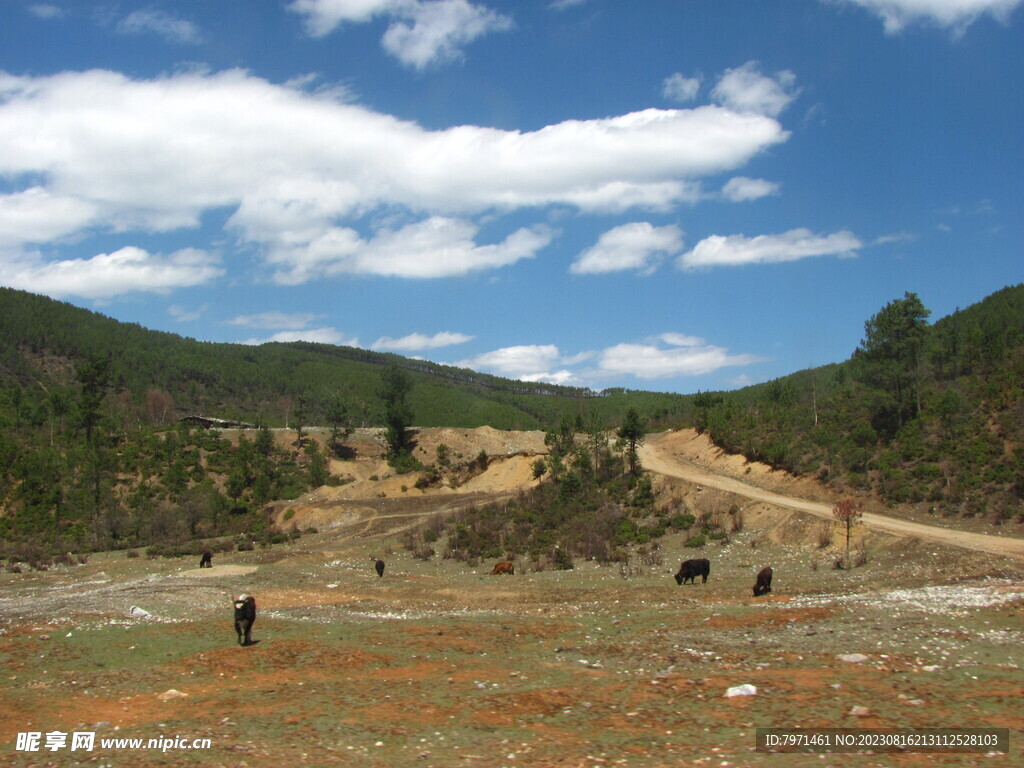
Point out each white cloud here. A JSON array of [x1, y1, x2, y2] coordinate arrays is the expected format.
[[660, 332, 705, 347], [28, 4, 64, 20], [117, 9, 202, 44], [549, 0, 588, 9], [678, 228, 862, 270], [0, 69, 789, 285], [289, 0, 394, 33], [598, 339, 763, 379], [168, 304, 207, 323], [837, 0, 1022, 34], [372, 331, 474, 351], [228, 312, 320, 330], [260, 218, 554, 282], [570, 222, 682, 275], [456, 344, 564, 380], [239, 328, 359, 346], [289, 0, 512, 68], [382, 0, 514, 69], [0, 187, 98, 245], [0, 246, 223, 300], [711, 61, 799, 117], [455, 334, 759, 385], [721, 177, 780, 202], [662, 73, 701, 102]]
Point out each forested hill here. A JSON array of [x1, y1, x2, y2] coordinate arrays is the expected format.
[[695, 284, 1024, 524], [0, 287, 688, 430]]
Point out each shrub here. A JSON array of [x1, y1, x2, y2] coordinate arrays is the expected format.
[[670, 513, 696, 530], [684, 534, 706, 548]]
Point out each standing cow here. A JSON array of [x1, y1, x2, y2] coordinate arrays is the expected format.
[[233, 594, 257, 646], [674, 558, 710, 585], [753, 566, 773, 597], [374, 559, 385, 578], [199, 551, 213, 568]]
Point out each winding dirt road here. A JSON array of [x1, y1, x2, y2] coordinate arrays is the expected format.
[[639, 434, 1024, 560]]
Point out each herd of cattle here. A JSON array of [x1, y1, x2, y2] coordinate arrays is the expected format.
[[220, 553, 771, 646]]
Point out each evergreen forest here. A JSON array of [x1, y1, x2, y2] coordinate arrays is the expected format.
[[0, 283, 1022, 560]]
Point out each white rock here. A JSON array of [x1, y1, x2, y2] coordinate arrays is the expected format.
[[838, 653, 868, 663], [157, 689, 188, 701], [725, 684, 757, 697], [129, 606, 151, 618]]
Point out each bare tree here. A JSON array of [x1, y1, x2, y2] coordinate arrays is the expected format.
[[832, 498, 863, 568]]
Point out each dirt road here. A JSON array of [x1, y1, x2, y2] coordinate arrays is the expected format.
[[639, 433, 1024, 559]]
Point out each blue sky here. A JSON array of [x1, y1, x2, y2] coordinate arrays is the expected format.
[[1, 0, 1021, 394]]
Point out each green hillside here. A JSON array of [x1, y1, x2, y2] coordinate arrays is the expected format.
[[0, 287, 689, 430], [695, 284, 1024, 523]]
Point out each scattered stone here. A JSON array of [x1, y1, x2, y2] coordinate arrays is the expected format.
[[848, 706, 871, 717], [157, 689, 188, 701], [838, 653, 868, 663], [725, 684, 757, 697]]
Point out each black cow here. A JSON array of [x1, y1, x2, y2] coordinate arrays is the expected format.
[[674, 558, 710, 585], [233, 594, 256, 646], [199, 551, 213, 568], [374, 559, 385, 578], [753, 566, 773, 597]]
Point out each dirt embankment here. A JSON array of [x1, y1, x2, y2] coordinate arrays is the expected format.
[[640, 429, 1024, 560]]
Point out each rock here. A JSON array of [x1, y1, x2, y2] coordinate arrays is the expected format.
[[838, 653, 868, 663], [129, 606, 151, 618], [725, 684, 757, 697], [848, 706, 870, 717], [157, 689, 188, 701]]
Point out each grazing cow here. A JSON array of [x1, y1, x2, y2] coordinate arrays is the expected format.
[[374, 559, 385, 578], [233, 594, 256, 646], [199, 551, 213, 568], [753, 566, 773, 597], [674, 558, 710, 585], [490, 561, 515, 575]]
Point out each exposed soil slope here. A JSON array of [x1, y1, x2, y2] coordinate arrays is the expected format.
[[640, 430, 1024, 559]]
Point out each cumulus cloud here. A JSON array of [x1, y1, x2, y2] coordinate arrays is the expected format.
[[238, 328, 360, 346], [0, 187, 97, 245], [289, 0, 512, 68], [678, 228, 862, 270], [836, 0, 1022, 34], [711, 61, 799, 117], [570, 222, 682, 275], [455, 333, 761, 385], [116, 9, 202, 44], [258, 217, 553, 283], [662, 72, 702, 102], [597, 337, 764, 379], [456, 344, 565, 380], [373, 331, 474, 351], [721, 177, 780, 202], [228, 312, 320, 330], [0, 68, 789, 289], [0, 246, 223, 300]]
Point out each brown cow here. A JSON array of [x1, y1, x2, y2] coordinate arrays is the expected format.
[[753, 566, 773, 597], [490, 561, 515, 575]]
